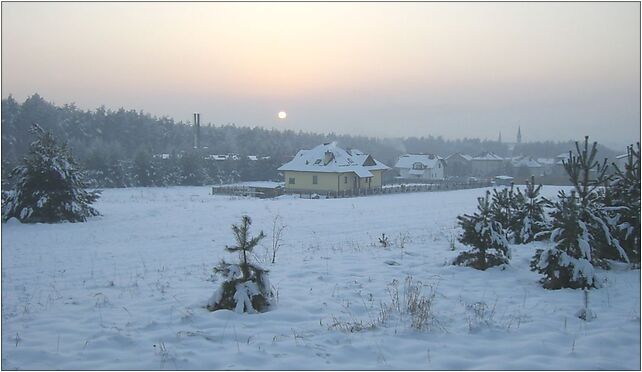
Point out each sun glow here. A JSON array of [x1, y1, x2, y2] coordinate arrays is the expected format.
[[278, 111, 287, 119]]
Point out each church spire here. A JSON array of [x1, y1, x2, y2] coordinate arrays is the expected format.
[[517, 126, 522, 144], [498, 131, 502, 143]]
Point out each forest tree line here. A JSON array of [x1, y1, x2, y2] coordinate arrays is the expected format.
[[2, 94, 620, 188]]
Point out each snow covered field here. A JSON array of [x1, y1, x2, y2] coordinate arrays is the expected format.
[[2, 186, 640, 370]]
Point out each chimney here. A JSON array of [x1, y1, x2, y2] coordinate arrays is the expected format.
[[324, 150, 334, 165], [193, 113, 200, 149]]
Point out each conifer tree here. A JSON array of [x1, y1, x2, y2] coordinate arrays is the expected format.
[[2, 124, 100, 223], [515, 176, 549, 244], [609, 143, 640, 263], [208, 216, 272, 313], [531, 191, 598, 289], [454, 191, 510, 270], [562, 136, 629, 263], [490, 185, 523, 243]]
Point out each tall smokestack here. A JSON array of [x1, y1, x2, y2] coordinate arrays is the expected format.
[[193, 112, 200, 149]]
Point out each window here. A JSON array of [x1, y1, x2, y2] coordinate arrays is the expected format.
[[289, 177, 295, 185], [313, 175, 318, 184], [344, 176, 348, 184]]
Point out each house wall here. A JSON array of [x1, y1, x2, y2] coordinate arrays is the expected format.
[[471, 160, 504, 177], [284, 171, 342, 193], [445, 157, 471, 177], [284, 170, 383, 193], [396, 166, 444, 180]]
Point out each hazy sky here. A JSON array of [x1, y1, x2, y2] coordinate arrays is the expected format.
[[2, 2, 640, 148]]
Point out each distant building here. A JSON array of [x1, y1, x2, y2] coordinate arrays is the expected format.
[[278, 142, 389, 195], [553, 152, 571, 176], [510, 156, 543, 177], [445, 153, 473, 177], [394, 154, 445, 180], [471, 152, 505, 177]]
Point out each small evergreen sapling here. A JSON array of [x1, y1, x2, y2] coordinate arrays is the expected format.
[[531, 191, 598, 289], [207, 216, 273, 313], [2, 124, 100, 223], [490, 185, 523, 243], [563, 136, 629, 263], [609, 143, 640, 263], [515, 176, 549, 244], [453, 191, 511, 270]]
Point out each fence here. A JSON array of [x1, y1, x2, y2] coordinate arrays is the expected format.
[[284, 180, 492, 199]]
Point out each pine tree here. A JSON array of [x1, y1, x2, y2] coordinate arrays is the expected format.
[[208, 216, 272, 313], [515, 176, 549, 244], [490, 184, 523, 243], [2, 124, 100, 223], [609, 143, 641, 263], [454, 191, 511, 270], [531, 191, 598, 289], [562, 136, 629, 263]]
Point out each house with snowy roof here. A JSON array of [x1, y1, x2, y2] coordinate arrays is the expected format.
[[510, 156, 543, 177], [445, 153, 473, 177], [471, 152, 505, 177], [394, 154, 445, 180], [277, 142, 389, 195]]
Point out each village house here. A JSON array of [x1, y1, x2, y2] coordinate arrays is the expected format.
[[471, 152, 505, 177], [394, 154, 446, 180], [510, 156, 543, 177], [278, 142, 389, 195], [445, 152, 473, 178]]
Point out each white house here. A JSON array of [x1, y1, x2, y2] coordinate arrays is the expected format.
[[394, 154, 445, 180]]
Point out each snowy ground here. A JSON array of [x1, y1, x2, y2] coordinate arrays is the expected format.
[[2, 186, 640, 370]]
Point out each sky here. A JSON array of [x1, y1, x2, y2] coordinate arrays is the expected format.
[[2, 2, 640, 149]]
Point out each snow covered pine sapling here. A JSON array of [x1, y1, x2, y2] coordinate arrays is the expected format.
[[207, 216, 273, 313], [609, 143, 640, 264], [562, 136, 629, 264], [514, 176, 549, 244], [530, 190, 598, 289], [490, 185, 523, 243], [453, 191, 511, 270], [2, 124, 100, 223]]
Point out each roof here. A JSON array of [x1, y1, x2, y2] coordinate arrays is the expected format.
[[536, 158, 556, 165], [511, 156, 542, 168], [472, 152, 504, 161], [394, 154, 443, 169], [446, 153, 473, 161], [277, 142, 389, 177]]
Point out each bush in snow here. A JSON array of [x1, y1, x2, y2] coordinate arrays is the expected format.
[[608, 143, 640, 264], [207, 215, 273, 313], [453, 191, 510, 270], [531, 190, 599, 289], [513, 176, 549, 244], [2, 124, 100, 223]]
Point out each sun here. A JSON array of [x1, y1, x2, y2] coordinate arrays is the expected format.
[[277, 111, 287, 120]]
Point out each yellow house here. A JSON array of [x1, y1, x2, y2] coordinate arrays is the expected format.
[[278, 143, 389, 195]]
